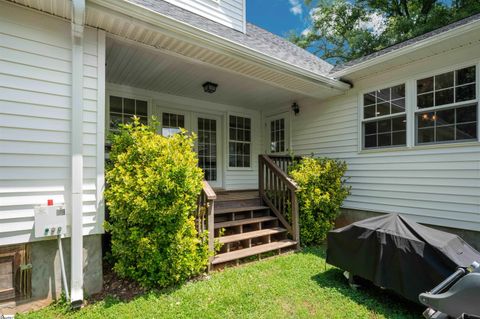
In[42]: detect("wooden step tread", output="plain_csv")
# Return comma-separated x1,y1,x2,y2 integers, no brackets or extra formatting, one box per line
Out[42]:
212,239,297,265
217,227,286,244
215,205,270,215
215,190,259,201
214,216,277,229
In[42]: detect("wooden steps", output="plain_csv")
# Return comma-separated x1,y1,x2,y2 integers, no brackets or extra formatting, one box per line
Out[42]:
218,227,286,244
215,205,269,215
211,190,297,267
214,216,277,229
212,239,297,265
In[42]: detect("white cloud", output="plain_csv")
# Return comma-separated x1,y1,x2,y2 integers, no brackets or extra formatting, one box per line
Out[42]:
301,27,312,36
289,0,303,16
355,12,387,36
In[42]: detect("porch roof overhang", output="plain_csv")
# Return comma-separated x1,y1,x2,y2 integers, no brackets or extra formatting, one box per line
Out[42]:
331,15,480,82
89,0,350,93
6,0,350,100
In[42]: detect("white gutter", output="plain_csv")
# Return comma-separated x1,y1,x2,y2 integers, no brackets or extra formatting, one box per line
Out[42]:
87,0,351,91
70,0,85,307
331,18,480,78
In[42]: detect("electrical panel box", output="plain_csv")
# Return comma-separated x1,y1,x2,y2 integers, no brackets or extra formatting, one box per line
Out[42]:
34,204,68,238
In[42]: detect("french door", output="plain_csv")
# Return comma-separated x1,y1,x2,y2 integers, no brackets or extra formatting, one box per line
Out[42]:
265,113,290,155
193,114,222,188
155,108,223,188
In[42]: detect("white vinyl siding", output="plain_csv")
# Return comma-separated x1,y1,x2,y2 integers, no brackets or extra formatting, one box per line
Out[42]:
162,0,246,32
0,3,105,245
291,47,480,232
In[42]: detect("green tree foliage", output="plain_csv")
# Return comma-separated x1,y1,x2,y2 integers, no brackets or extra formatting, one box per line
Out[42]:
104,118,210,288
290,0,480,64
289,157,350,246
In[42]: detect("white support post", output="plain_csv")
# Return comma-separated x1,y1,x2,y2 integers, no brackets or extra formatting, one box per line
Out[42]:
70,0,85,307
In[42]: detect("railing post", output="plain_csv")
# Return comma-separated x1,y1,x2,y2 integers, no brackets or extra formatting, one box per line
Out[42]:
207,199,215,270
259,155,264,198
291,189,300,250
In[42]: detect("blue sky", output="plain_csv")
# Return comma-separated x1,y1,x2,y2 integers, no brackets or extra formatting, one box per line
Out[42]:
246,0,309,38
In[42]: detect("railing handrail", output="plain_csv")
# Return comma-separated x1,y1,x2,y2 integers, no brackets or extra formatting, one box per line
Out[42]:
266,154,301,159
259,154,300,249
202,180,217,200
259,155,298,191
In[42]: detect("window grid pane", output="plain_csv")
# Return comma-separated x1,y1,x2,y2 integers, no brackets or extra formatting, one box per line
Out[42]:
161,112,185,137
229,116,251,167
363,84,406,149
198,118,217,181
270,118,285,153
109,96,148,131
417,104,477,144
417,66,477,109
416,66,477,145
363,84,406,120
364,116,406,149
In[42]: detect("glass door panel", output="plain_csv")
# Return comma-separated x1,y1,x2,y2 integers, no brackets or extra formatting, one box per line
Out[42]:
196,115,222,188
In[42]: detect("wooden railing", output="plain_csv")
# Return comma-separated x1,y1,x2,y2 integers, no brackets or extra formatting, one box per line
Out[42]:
268,154,301,173
197,180,216,266
259,154,300,249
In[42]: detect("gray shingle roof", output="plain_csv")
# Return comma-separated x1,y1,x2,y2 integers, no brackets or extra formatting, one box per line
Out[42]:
127,0,334,75
332,13,480,73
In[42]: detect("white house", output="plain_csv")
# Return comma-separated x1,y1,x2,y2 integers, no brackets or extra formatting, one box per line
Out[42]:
0,0,479,310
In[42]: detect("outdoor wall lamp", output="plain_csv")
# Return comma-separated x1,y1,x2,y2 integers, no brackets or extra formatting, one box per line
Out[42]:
292,102,300,115
203,81,218,93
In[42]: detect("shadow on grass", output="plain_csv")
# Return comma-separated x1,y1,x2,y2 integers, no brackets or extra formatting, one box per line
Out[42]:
92,284,184,310
299,247,423,318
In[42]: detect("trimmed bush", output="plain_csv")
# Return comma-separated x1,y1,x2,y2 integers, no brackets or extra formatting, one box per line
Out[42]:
104,118,209,288
289,157,350,246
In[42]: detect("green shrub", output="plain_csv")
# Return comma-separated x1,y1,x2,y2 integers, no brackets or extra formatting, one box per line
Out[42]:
104,117,209,288
289,157,350,246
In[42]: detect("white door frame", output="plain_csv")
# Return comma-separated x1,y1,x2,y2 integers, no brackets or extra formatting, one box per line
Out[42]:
264,112,290,155
193,113,224,189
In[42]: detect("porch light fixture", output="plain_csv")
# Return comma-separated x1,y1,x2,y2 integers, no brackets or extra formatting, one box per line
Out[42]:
292,102,300,115
203,82,218,94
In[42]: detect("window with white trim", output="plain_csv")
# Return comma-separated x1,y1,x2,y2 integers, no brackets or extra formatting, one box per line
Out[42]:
362,84,406,149
109,96,148,131
161,112,185,137
416,66,477,144
228,115,251,168
270,118,285,153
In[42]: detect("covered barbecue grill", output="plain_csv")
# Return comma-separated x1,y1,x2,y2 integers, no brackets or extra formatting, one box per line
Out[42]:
326,213,480,303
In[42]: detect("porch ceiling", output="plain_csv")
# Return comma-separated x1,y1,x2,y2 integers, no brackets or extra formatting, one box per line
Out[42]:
106,36,308,109
7,0,349,105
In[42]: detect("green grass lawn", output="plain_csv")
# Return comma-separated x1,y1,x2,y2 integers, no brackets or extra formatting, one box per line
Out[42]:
19,247,421,319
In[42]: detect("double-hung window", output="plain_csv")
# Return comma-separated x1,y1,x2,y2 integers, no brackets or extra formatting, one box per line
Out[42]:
228,115,251,168
362,84,407,149
109,96,148,131
416,66,477,144
161,112,185,137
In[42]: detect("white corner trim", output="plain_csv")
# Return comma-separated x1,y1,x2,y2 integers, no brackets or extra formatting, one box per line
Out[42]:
70,0,86,305
332,19,480,78
96,29,106,235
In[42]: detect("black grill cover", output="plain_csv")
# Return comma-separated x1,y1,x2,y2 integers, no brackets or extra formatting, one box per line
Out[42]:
326,213,480,303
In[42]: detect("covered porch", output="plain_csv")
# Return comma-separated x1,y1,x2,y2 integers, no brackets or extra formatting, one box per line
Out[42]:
90,0,350,266
104,33,344,191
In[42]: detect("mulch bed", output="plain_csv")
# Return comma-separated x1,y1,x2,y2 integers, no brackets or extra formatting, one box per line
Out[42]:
87,264,146,304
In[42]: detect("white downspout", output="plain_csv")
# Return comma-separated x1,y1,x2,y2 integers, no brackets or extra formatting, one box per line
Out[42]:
71,0,85,307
